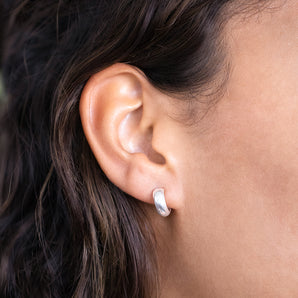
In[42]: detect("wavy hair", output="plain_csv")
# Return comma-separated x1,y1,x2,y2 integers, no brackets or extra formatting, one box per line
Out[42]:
0,0,264,297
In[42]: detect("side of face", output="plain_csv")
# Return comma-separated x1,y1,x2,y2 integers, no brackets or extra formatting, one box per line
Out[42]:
167,0,298,296
79,0,298,296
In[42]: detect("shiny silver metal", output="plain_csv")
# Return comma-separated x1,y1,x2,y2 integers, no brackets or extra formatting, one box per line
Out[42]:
153,188,171,217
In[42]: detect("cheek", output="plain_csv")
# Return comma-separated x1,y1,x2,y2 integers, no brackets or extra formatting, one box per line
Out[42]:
174,4,298,293
177,75,298,294
179,36,298,235
186,79,298,232
206,95,298,200
189,7,298,212
180,83,298,292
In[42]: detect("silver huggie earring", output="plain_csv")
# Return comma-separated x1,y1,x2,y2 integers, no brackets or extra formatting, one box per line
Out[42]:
153,188,171,217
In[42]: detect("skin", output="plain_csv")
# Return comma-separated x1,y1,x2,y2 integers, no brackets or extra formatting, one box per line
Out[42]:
80,0,298,296
156,1,298,297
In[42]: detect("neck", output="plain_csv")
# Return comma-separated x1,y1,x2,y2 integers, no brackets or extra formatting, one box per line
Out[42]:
153,209,298,298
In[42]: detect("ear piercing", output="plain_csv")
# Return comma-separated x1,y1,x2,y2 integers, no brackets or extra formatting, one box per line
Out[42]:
153,188,171,217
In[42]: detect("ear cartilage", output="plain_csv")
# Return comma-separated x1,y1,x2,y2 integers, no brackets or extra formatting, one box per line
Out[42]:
153,188,171,217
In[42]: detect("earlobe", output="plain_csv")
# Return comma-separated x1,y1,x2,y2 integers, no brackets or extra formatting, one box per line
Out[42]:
79,63,183,211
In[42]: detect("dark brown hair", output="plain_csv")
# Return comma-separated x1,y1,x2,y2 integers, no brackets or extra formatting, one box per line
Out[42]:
0,0,253,297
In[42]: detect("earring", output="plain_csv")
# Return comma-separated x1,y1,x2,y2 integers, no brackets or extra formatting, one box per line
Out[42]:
153,188,171,217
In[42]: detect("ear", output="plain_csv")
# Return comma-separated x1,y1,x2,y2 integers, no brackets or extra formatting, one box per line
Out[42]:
79,63,183,210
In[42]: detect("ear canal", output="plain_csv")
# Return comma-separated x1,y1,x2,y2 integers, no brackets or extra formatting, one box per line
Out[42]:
118,106,166,164
145,126,166,164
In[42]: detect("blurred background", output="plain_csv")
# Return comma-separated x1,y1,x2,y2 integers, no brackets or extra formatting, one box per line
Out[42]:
0,2,5,104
